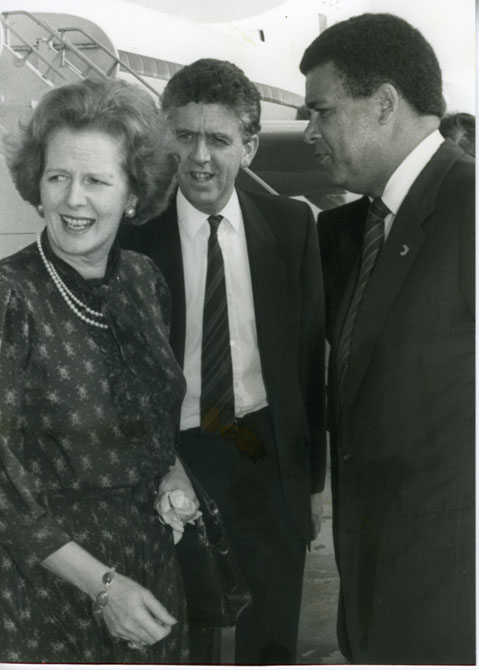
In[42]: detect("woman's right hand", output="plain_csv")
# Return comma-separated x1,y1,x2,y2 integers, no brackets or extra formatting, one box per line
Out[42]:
101,571,177,647
41,541,177,648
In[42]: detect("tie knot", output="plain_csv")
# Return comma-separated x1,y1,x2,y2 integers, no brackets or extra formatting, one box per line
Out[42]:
208,214,223,234
369,197,390,220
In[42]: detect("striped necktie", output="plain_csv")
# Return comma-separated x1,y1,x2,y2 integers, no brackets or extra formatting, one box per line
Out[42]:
200,215,235,433
336,197,390,406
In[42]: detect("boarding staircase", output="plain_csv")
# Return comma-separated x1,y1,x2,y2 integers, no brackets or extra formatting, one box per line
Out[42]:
0,10,158,130
0,10,158,91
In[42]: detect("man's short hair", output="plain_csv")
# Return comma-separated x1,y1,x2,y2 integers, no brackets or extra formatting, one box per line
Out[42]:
161,58,261,139
300,13,444,118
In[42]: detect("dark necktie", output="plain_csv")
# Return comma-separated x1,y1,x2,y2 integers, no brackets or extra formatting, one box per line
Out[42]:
336,197,390,406
200,215,235,432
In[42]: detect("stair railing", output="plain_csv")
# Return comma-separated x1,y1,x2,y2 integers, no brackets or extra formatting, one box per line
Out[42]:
1,11,159,97
56,25,159,95
0,14,66,87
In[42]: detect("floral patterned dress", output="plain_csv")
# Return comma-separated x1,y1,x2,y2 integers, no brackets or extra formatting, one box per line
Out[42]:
0,230,188,663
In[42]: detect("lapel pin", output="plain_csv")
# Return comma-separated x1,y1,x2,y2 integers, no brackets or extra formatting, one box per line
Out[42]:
399,244,410,256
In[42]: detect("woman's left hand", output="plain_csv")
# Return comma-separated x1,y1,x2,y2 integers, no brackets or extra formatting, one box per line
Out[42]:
155,458,201,540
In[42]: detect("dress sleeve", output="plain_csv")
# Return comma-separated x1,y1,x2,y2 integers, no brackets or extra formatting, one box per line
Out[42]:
0,275,71,570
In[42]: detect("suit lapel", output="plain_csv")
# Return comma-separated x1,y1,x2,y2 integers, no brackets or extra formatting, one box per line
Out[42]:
150,198,187,366
341,141,463,416
342,201,426,415
238,190,287,404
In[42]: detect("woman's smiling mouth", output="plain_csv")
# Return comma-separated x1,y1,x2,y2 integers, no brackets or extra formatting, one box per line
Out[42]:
60,215,95,232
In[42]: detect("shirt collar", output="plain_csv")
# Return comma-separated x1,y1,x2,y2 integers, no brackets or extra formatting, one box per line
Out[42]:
381,130,444,215
177,188,242,240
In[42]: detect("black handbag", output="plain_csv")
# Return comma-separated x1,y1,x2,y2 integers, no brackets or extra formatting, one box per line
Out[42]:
175,471,252,627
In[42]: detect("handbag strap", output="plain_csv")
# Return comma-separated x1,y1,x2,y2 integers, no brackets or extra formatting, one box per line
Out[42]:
179,457,221,518
179,458,228,549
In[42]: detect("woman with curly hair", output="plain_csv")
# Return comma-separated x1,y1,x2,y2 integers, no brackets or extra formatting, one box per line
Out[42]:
0,77,198,663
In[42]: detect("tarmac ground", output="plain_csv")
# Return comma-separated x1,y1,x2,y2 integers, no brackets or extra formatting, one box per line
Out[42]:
296,474,347,666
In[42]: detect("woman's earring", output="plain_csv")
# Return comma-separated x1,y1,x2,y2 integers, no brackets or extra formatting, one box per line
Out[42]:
124,205,136,219
37,204,44,218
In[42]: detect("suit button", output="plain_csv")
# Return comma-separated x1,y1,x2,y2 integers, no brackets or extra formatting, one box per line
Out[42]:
341,451,352,463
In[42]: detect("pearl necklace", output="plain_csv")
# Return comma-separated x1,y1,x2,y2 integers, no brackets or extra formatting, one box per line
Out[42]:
36,232,108,330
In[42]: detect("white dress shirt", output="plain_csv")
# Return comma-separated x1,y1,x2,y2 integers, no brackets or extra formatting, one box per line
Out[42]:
381,130,444,238
177,189,268,431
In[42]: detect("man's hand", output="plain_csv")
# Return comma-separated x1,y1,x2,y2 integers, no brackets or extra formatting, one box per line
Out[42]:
310,492,323,539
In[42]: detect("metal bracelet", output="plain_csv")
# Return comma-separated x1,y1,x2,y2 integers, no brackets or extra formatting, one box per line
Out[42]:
92,567,116,619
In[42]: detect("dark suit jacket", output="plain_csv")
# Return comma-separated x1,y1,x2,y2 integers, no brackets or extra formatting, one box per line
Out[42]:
120,188,326,542
318,140,475,664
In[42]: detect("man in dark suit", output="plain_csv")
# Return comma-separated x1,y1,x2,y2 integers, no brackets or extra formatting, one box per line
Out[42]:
300,13,475,665
120,58,326,665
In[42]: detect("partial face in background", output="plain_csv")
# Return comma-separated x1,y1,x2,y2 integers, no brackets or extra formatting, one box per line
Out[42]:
304,62,382,195
168,102,258,214
40,128,135,277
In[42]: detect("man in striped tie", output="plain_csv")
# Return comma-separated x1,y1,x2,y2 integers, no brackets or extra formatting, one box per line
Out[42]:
120,58,326,665
301,13,475,666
